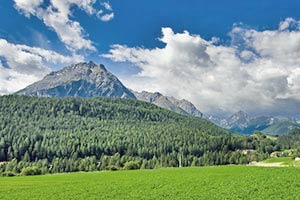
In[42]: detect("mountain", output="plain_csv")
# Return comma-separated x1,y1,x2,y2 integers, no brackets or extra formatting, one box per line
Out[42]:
1,95,290,175
0,95,255,174
248,117,300,135
15,61,297,135
17,61,203,118
17,61,136,99
207,111,300,135
133,91,203,118
206,115,229,128
227,111,250,132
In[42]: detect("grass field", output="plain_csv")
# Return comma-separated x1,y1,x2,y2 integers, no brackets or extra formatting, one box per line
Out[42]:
1,166,300,200
262,157,293,164
262,157,300,167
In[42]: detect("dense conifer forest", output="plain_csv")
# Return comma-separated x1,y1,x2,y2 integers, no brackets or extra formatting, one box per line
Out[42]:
0,95,298,175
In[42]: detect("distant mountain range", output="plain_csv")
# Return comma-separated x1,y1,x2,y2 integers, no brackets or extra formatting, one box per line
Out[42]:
17,61,203,118
16,61,299,135
206,111,300,135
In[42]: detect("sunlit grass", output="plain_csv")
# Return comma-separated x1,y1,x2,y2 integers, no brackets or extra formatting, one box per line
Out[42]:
1,166,300,200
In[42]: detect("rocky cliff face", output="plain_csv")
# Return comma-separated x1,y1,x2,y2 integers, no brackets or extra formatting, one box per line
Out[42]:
134,91,203,118
227,111,250,130
17,61,136,99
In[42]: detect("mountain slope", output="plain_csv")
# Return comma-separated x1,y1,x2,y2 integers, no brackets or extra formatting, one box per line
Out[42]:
134,91,203,118
208,111,300,135
227,111,250,132
17,61,136,99
0,95,266,174
261,118,300,135
0,95,283,175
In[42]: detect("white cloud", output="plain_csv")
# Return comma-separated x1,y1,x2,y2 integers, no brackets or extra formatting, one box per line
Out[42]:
100,13,114,22
102,2,112,11
14,0,115,51
103,18,300,117
96,9,104,18
279,18,300,31
0,39,83,95
14,0,43,17
97,2,114,22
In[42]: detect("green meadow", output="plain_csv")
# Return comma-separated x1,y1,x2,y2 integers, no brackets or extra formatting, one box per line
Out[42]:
262,157,300,167
1,166,300,200
262,157,294,164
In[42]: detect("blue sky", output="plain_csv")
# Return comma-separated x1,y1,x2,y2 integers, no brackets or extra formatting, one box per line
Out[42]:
2,0,300,56
1,0,300,116
1,0,299,76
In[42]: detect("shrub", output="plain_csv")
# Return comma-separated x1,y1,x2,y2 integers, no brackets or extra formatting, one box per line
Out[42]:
124,161,140,170
1,171,16,177
105,165,119,171
21,166,42,176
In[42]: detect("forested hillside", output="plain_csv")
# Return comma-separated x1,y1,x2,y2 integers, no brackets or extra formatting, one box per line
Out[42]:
0,95,283,175
278,129,300,149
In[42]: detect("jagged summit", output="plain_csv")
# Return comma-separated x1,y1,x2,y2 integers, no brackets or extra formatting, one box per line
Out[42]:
133,90,203,118
228,110,250,128
66,61,107,72
17,61,136,99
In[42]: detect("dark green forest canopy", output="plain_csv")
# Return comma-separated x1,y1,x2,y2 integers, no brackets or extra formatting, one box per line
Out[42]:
278,129,300,149
0,95,292,175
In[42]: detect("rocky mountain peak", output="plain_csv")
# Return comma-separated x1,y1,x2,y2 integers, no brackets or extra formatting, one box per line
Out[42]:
17,62,136,99
135,91,163,103
228,110,249,128
69,61,106,71
134,91,203,118
231,110,248,120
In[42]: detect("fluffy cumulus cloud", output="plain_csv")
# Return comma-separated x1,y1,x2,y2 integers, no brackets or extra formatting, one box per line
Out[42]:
14,0,114,51
0,39,83,95
103,18,300,117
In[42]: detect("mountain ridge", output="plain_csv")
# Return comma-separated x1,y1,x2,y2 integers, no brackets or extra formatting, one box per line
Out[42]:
133,90,203,118
16,61,298,135
207,111,300,135
17,61,203,119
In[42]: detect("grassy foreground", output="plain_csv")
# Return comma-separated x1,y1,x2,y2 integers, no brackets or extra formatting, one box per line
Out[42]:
1,166,300,200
